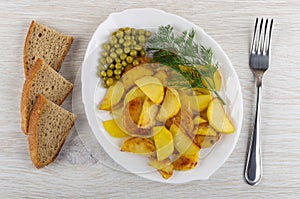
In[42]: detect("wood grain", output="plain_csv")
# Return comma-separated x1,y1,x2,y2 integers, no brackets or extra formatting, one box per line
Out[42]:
1,0,300,198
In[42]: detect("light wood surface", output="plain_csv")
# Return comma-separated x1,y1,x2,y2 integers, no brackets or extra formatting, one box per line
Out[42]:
1,0,300,198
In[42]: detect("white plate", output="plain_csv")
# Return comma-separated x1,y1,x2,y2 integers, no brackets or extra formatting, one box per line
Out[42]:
81,8,243,183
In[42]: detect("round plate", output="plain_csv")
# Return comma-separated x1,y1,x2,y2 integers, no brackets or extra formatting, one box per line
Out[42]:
81,8,243,183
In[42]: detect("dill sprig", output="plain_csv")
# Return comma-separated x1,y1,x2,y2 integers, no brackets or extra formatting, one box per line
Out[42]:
146,25,225,104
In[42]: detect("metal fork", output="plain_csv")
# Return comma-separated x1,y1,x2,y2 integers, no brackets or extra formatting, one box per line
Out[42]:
244,18,273,186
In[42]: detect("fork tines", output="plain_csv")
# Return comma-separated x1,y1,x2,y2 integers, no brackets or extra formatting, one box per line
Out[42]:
250,18,273,55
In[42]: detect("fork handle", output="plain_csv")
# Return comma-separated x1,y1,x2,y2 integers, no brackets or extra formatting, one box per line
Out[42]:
244,85,262,185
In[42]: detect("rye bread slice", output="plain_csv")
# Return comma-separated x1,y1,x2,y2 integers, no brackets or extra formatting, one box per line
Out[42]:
28,95,76,168
23,20,73,77
20,59,73,134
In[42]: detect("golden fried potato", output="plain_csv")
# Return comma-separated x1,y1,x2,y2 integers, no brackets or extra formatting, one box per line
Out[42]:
121,137,155,155
122,66,153,90
156,87,181,122
124,86,146,105
135,76,164,104
99,81,124,111
103,119,128,138
137,97,159,129
153,126,174,161
207,98,235,134
148,156,173,179
193,123,218,137
173,153,198,171
123,97,151,136
169,124,200,155
193,133,221,148
193,116,207,125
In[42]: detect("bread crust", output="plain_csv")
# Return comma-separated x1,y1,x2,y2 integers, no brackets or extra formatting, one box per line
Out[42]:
20,58,43,134
28,95,76,168
20,58,74,134
23,20,74,77
23,20,35,77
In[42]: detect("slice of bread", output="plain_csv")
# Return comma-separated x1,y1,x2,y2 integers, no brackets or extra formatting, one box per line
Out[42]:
23,20,73,77
21,59,73,134
28,95,76,168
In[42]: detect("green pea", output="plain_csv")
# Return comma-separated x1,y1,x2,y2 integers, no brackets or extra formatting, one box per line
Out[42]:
116,31,124,38
131,40,137,46
124,35,131,41
120,53,127,60
103,43,111,51
135,45,143,51
110,47,115,53
131,28,137,35
126,56,133,63
97,71,102,77
115,63,122,69
133,59,140,66
145,31,152,37
110,36,118,44
118,28,124,32
130,50,138,57
123,40,131,47
138,29,145,35
138,35,145,43
100,57,106,65
121,67,125,71
124,27,131,35
106,69,113,77
109,64,115,69
110,52,117,59
102,76,108,81
100,70,107,77
118,38,124,44
101,51,108,57
106,78,114,86
114,69,122,75
121,60,127,67
124,47,131,54
115,75,121,80
98,65,105,71
116,48,123,55
106,57,113,65
114,44,121,48
115,58,121,63
103,83,109,88
140,49,146,56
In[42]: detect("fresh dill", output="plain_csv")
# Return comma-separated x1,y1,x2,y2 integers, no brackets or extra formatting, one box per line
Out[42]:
146,25,225,104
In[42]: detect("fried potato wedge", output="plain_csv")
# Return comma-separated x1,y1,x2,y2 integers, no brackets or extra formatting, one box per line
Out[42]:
138,97,159,128
103,119,128,138
193,133,221,148
153,126,174,161
99,81,124,111
173,153,198,171
148,156,173,179
193,123,218,137
193,116,207,125
122,66,153,90
156,87,181,122
207,98,235,134
169,124,200,155
189,94,211,112
121,137,155,155
124,86,146,105
135,76,164,105
123,97,151,136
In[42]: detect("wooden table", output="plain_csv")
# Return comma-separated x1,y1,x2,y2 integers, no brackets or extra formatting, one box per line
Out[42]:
1,0,299,198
